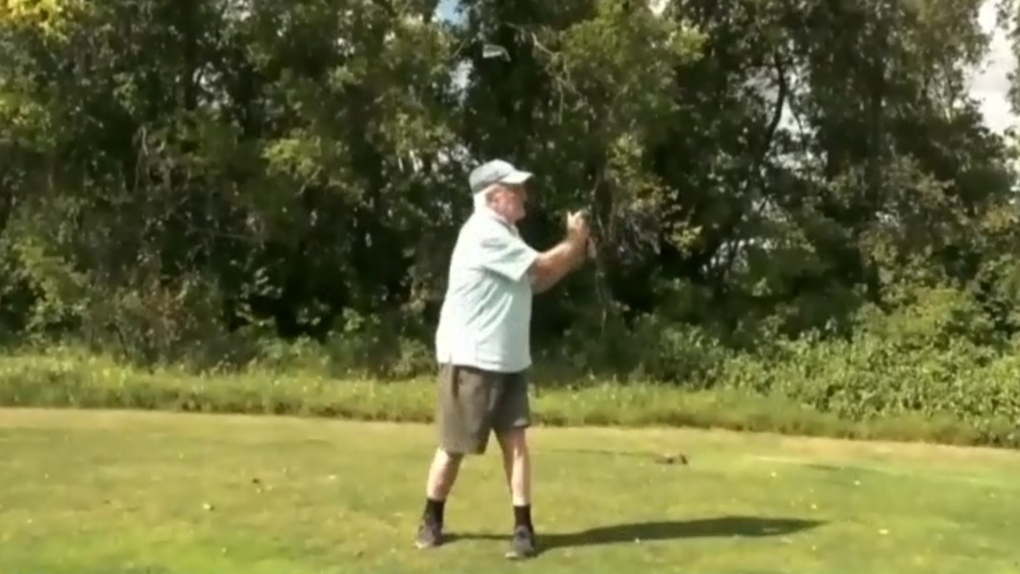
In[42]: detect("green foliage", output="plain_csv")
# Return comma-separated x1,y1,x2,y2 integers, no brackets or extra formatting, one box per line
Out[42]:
4,318,1020,447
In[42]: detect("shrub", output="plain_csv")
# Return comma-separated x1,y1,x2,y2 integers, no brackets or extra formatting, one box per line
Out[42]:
1,343,1019,448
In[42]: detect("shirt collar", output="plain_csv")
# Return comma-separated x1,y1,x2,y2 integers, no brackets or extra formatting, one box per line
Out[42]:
473,204,519,235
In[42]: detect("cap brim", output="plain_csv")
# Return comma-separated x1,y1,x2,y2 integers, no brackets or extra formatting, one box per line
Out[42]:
500,170,533,185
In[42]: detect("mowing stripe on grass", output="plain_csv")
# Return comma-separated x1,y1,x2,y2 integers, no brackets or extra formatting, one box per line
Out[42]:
749,455,1020,490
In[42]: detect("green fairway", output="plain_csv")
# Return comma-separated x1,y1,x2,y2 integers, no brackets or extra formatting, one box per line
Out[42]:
0,408,1018,574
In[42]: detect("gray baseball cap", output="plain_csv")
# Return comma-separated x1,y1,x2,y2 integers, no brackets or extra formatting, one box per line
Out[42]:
468,159,533,194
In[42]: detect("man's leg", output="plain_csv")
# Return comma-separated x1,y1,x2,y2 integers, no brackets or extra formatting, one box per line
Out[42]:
416,364,496,549
417,447,462,547
497,428,532,518
493,370,536,559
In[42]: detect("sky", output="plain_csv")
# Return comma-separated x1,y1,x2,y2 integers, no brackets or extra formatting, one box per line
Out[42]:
971,1,1016,134
437,0,457,20
434,0,1016,134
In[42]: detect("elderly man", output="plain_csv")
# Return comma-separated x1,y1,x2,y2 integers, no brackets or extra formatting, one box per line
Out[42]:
414,159,591,559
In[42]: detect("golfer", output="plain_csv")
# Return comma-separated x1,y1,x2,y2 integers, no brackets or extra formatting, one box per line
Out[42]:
415,159,591,559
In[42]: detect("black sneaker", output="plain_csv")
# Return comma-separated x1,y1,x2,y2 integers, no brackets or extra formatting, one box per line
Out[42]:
504,525,537,559
415,516,443,549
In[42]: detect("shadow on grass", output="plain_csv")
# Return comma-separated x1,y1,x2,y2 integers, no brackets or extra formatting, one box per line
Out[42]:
449,515,824,552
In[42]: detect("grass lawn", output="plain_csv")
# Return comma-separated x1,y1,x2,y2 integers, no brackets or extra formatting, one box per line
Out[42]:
1,408,1018,574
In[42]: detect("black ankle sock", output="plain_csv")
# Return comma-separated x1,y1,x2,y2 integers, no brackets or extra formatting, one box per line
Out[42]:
513,504,532,530
424,497,445,523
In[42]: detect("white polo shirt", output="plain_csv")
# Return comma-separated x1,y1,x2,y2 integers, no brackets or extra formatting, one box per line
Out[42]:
434,210,539,373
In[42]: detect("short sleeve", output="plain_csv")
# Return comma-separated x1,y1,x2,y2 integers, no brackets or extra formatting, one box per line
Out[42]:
471,220,540,282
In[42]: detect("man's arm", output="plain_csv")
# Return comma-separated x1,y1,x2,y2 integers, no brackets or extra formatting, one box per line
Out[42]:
472,218,588,289
528,235,587,294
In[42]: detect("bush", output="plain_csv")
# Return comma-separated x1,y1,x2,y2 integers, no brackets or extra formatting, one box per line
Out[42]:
1,342,1019,448
718,336,1020,445
2,275,1019,449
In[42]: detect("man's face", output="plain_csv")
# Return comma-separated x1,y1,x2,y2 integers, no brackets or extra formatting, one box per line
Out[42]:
490,182,528,223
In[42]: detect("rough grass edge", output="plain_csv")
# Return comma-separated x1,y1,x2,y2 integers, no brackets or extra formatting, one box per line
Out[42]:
0,348,1011,449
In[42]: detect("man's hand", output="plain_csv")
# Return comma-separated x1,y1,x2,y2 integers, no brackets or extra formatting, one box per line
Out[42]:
566,209,594,265
529,208,593,293
566,210,590,244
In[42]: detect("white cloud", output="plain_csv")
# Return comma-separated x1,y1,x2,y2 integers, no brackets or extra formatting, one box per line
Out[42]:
968,1,1016,133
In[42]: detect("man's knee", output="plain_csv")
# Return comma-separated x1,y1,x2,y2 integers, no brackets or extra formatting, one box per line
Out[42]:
437,447,466,463
439,431,491,456
496,427,529,455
